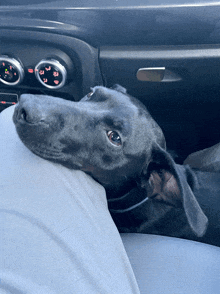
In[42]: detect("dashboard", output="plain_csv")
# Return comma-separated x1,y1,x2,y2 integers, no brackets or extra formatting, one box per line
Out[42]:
0,30,102,112
1,0,220,160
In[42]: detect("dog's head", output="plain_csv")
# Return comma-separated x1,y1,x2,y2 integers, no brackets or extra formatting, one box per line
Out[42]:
13,85,165,188
13,84,208,238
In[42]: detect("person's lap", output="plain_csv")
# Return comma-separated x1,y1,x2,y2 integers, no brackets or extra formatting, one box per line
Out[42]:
0,105,140,294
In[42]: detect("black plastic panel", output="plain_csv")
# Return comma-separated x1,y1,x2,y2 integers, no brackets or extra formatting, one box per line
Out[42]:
0,93,17,112
100,44,220,97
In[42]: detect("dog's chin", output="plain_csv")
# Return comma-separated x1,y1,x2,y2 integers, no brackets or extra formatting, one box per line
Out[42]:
83,168,133,193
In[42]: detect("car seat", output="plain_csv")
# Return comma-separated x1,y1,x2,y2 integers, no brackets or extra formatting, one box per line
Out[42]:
121,233,220,293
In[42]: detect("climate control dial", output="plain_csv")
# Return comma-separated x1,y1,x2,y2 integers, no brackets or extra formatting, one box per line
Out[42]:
0,56,24,86
35,59,67,89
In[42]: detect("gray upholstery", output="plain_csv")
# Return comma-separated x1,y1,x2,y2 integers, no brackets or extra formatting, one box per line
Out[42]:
121,233,220,294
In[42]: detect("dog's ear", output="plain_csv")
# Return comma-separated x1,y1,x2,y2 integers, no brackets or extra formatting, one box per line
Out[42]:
141,145,208,237
111,84,127,94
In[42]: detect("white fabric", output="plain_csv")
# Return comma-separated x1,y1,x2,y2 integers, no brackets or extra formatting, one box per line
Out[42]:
0,105,140,294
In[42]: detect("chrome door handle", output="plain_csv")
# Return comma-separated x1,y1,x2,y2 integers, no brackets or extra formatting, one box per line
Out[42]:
136,67,182,82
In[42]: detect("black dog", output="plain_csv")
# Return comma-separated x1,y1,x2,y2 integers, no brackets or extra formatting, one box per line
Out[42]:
13,85,220,247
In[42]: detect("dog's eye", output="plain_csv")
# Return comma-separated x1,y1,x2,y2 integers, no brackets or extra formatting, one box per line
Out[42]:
107,131,122,146
87,91,94,98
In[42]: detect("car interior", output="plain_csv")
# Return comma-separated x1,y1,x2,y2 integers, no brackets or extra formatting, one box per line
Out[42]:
1,1,220,293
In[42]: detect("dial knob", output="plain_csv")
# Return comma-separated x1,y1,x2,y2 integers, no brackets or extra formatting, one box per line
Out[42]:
35,59,67,89
0,56,24,86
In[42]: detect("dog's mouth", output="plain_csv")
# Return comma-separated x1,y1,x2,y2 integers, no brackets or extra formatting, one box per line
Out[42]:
29,143,64,160
24,140,84,170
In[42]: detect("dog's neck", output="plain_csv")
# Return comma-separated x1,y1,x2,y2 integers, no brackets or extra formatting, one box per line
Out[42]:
105,178,138,200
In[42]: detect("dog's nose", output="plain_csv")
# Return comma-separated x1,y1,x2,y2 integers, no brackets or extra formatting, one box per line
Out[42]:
15,94,45,124
14,94,66,131
17,106,37,124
